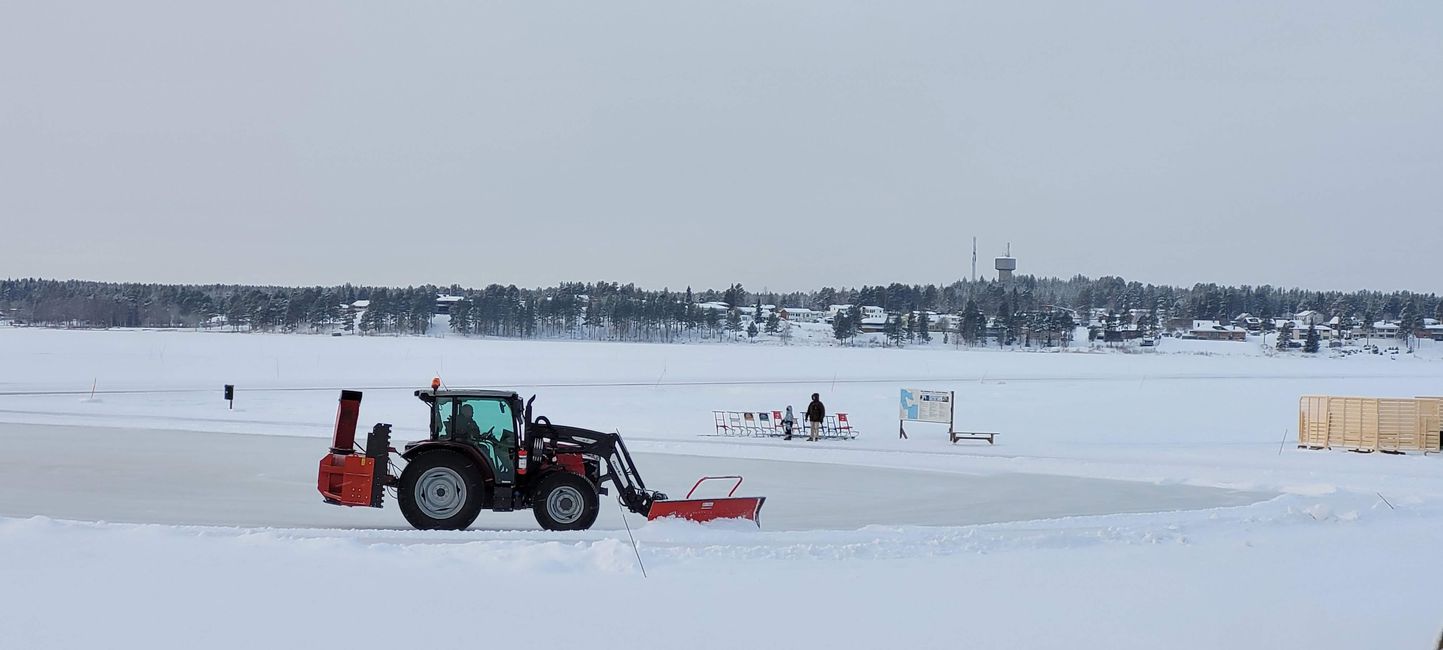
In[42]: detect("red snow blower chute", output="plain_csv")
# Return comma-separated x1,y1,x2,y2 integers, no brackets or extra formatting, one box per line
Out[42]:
318,386,765,531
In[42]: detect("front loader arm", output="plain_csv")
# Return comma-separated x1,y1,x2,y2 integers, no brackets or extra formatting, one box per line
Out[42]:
537,423,667,515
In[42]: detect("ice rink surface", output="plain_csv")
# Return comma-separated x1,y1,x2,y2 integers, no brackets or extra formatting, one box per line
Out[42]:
0,423,1268,531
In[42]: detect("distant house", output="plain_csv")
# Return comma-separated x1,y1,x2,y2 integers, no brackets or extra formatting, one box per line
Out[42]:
1165,317,1195,332
1185,320,1247,341
889,311,956,333
1295,310,1326,326
779,307,821,323
1274,319,1333,340
986,317,1007,340
898,311,939,328
1103,327,1144,343
822,305,884,323
1425,322,1443,341
435,294,464,315
1233,313,1263,331
1408,318,1443,341
931,313,961,332
1190,328,1247,342
698,301,731,313
1040,305,1080,321
859,316,888,333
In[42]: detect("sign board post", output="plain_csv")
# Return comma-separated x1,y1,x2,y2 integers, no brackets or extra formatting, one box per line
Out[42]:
899,388,954,439
224,384,234,410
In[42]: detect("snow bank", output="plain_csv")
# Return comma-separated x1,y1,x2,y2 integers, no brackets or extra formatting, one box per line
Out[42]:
4,493,1441,650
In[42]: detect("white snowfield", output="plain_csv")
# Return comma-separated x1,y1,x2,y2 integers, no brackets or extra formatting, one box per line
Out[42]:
2,328,1441,650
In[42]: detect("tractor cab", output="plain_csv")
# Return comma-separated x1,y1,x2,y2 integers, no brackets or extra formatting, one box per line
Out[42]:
413,389,524,484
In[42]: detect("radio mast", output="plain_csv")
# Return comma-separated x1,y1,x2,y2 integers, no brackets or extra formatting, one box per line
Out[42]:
971,237,977,282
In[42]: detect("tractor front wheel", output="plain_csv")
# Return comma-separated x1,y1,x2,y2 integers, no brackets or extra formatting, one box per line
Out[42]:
532,471,600,531
398,451,484,530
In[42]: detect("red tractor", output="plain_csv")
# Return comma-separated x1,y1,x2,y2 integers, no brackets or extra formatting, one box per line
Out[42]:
318,384,764,531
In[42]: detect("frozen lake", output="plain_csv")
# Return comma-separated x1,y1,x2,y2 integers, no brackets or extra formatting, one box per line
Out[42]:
3,329,1441,650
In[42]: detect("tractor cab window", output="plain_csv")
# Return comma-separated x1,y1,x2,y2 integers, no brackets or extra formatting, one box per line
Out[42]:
432,397,461,440
463,398,515,444
461,398,517,485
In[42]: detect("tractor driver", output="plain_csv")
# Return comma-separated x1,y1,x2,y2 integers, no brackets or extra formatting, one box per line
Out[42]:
448,403,483,442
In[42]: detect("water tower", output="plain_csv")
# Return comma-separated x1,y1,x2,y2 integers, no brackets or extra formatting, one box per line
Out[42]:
995,243,1017,282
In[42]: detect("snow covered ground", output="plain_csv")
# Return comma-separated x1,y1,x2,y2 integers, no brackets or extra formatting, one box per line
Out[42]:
2,328,1441,649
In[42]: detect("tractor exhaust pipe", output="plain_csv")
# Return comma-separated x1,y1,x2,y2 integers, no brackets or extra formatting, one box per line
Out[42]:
330,390,363,453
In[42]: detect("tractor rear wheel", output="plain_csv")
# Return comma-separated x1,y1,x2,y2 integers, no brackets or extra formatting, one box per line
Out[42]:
398,451,484,530
532,471,599,531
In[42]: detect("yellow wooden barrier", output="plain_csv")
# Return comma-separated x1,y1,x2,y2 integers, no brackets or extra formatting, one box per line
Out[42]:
1419,398,1442,452
1298,396,1442,453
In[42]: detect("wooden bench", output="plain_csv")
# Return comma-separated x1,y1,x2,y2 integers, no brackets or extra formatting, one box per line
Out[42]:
949,431,998,445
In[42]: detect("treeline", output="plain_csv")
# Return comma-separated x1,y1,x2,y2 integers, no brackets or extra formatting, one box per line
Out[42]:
452,284,728,342
0,279,447,335
2,276,1440,343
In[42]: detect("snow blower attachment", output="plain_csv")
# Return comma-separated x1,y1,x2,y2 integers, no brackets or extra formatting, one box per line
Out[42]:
317,390,392,508
316,387,765,531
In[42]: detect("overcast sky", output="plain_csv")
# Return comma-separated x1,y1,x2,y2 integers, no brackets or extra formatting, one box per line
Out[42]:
2,2,1440,293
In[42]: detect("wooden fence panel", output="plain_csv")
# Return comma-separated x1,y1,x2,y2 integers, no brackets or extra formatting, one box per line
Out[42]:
1298,396,1330,448
1419,398,1442,452
1298,395,1442,453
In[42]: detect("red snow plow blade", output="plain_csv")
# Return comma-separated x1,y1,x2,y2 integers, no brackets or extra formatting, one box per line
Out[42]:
645,476,765,525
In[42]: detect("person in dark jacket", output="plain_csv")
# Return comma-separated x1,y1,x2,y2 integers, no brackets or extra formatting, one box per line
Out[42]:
805,393,825,441
447,403,482,442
